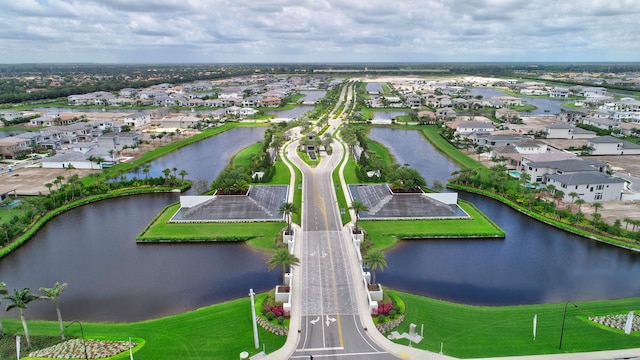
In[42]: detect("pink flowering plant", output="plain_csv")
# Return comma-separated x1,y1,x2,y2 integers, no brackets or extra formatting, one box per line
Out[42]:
28,339,137,359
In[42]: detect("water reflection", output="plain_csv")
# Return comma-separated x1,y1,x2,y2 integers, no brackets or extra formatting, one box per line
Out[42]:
469,88,567,116
370,127,640,305
0,127,277,322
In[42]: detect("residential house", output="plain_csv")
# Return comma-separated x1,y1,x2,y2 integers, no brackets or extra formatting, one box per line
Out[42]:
515,140,547,154
545,172,624,202
580,117,618,131
581,87,607,97
557,109,589,123
417,110,436,124
436,108,457,120
243,96,263,108
548,88,571,98
522,159,606,184
455,121,495,135
97,132,141,152
0,137,32,159
160,115,201,129
50,123,94,144
0,110,24,121
262,96,282,107
545,124,596,139
588,136,640,155
406,96,422,108
472,133,531,148
119,112,151,128
495,108,520,123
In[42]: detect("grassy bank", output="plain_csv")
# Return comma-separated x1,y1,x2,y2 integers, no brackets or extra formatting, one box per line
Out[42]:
360,200,505,251
391,290,640,358
136,203,284,247
3,295,285,360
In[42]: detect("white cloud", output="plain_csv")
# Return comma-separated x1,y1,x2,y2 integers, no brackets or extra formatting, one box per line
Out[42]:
0,0,637,63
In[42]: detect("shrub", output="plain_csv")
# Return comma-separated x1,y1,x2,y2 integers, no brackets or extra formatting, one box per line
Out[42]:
277,316,285,325
377,302,393,315
388,310,397,319
377,314,386,323
266,312,275,321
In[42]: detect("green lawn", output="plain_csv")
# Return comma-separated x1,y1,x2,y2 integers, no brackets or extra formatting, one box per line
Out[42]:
3,294,285,360
137,203,284,246
416,125,483,169
359,201,505,251
231,142,262,169
332,141,352,225
364,137,395,167
391,290,640,358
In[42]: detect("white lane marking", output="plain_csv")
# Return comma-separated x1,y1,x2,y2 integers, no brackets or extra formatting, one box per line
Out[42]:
310,316,320,325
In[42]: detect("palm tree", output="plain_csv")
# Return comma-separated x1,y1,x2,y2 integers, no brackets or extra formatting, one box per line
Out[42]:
568,192,579,212
267,248,300,286
278,202,297,235
179,170,188,183
363,248,387,286
162,168,171,185
350,199,369,233
592,202,603,226
5,287,39,349
39,282,68,340
143,164,151,181
575,198,586,214
0,282,6,337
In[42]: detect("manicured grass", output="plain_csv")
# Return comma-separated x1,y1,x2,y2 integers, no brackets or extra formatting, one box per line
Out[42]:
332,141,352,225
416,125,483,169
364,137,395,167
342,154,359,185
231,142,262,169
137,203,285,244
3,295,286,360
359,201,505,251
390,290,640,358
296,149,320,167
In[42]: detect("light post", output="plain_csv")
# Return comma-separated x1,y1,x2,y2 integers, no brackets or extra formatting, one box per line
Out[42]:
66,320,89,360
249,289,260,349
559,301,577,350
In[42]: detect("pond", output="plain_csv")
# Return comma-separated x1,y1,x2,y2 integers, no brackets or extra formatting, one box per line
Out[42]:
0,130,25,139
265,105,314,119
469,88,567,116
372,111,408,120
299,91,326,103
369,127,640,305
0,127,278,322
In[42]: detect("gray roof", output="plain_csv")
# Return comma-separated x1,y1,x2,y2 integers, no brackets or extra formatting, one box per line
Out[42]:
41,151,86,162
546,172,624,186
527,159,605,172
590,135,621,143
546,123,574,129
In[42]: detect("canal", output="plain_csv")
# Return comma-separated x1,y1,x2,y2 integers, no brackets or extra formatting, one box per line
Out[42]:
369,127,640,306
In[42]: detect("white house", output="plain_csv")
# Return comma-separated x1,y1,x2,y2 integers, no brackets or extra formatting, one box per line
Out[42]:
119,112,151,128
455,121,495,135
545,124,596,139
549,88,571,98
545,172,624,202
588,136,640,155
523,159,606,184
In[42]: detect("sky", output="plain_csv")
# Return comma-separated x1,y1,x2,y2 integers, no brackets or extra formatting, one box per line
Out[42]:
0,0,639,64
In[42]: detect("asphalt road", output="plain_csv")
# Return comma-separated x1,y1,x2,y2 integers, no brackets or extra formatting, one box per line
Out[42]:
290,84,399,359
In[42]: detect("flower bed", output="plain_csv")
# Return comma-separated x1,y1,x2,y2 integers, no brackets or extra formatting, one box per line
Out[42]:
28,339,136,359
589,313,640,332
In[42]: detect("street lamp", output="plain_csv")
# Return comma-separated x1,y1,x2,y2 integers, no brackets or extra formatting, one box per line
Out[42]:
65,320,89,360
249,289,260,349
558,301,577,350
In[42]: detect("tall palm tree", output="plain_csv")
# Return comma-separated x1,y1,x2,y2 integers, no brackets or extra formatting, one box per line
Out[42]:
39,282,68,340
179,170,188,183
0,282,6,337
267,248,300,285
143,164,151,181
5,287,39,349
592,202,603,226
575,198,585,214
568,192,579,212
278,202,298,235
363,248,387,286
350,199,369,233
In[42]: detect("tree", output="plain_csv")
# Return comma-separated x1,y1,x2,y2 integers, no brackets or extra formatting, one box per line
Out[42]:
143,164,151,181
592,202,603,226
5,287,39,349
179,170,188,183
350,199,369,233
575,198,585,215
162,168,171,185
0,282,6,337
568,192,579,212
278,202,298,235
267,248,300,285
39,282,68,340
363,248,387,286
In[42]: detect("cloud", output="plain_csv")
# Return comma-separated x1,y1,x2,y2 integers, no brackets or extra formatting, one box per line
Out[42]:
0,0,638,63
